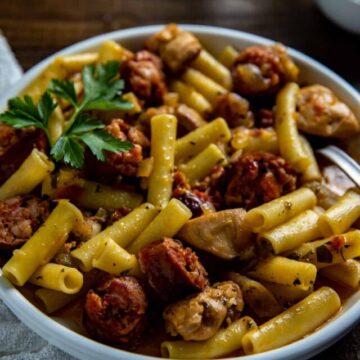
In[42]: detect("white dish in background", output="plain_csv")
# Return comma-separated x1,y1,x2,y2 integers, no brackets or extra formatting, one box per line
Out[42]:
316,0,360,35
0,24,360,360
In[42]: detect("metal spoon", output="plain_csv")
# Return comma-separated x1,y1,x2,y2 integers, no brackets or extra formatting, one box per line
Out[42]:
317,145,360,188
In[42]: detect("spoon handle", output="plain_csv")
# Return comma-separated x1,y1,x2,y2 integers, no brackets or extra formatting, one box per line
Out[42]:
317,145,360,188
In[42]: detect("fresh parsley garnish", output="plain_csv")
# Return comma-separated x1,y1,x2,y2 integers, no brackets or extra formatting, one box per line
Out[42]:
0,92,56,138
0,61,134,168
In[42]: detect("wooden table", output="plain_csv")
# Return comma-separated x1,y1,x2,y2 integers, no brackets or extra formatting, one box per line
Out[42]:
0,0,360,359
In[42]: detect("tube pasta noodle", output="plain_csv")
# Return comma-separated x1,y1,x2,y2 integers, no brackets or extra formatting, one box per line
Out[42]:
179,144,226,185
320,260,360,288
54,53,98,72
231,127,278,154
76,180,143,210
171,80,212,114
97,40,132,63
92,238,137,275
245,188,317,233
35,270,98,313
181,68,227,104
191,49,232,89
247,256,317,290
299,136,322,182
241,287,341,354
260,210,321,254
315,230,360,268
0,149,55,201
29,263,83,294
175,117,231,163
127,199,192,254
2,200,83,286
228,272,282,318
48,105,65,145
161,316,257,359
147,114,177,208
318,190,360,237
71,203,158,272
275,82,310,172
261,281,314,306
22,61,67,102
218,45,239,68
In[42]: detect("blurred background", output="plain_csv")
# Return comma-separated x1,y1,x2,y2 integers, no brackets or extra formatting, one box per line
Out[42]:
0,0,359,359
0,0,359,90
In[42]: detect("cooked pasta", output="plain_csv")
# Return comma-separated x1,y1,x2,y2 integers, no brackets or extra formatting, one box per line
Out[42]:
2,200,82,286
242,287,340,354
0,149,54,201
29,263,83,294
71,203,158,271
147,114,177,208
275,82,310,172
245,188,317,233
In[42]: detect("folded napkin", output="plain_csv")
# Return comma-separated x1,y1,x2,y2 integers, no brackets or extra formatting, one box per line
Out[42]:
0,33,76,360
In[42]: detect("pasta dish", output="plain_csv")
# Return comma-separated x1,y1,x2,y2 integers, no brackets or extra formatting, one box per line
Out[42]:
0,24,359,359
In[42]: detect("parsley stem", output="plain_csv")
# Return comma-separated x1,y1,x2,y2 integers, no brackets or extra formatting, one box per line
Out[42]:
63,104,84,134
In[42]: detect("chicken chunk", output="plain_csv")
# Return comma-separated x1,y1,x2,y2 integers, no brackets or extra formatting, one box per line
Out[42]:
0,195,50,251
225,151,297,209
211,92,254,128
163,281,244,341
178,209,253,259
122,50,167,104
232,44,299,96
83,276,148,347
138,237,208,302
296,85,359,138
146,24,202,73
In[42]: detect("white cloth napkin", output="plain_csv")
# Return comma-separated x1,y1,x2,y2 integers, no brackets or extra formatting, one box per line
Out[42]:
0,33,76,360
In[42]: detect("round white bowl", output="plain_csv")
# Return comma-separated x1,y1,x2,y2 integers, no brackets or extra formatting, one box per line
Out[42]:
0,25,360,360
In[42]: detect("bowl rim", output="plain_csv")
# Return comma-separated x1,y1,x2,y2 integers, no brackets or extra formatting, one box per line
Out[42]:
0,24,360,360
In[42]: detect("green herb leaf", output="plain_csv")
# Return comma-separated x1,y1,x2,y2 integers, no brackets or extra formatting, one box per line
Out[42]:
68,113,105,134
79,130,134,161
0,92,56,132
48,79,77,107
51,136,85,168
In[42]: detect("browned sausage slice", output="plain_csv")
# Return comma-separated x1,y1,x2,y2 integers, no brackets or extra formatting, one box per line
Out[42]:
83,276,148,347
138,237,208,302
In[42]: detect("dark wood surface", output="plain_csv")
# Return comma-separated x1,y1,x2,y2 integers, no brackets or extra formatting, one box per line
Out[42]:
0,0,360,359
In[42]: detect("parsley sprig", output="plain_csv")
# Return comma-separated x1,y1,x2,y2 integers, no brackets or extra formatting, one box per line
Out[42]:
0,61,134,168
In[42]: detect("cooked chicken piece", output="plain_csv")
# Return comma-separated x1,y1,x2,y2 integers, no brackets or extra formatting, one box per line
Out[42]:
122,50,167,105
232,44,299,96
146,24,202,73
212,92,254,128
176,104,207,131
178,208,253,259
296,85,359,138
163,281,244,341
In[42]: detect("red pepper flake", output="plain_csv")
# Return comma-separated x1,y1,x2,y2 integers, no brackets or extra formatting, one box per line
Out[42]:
330,235,346,251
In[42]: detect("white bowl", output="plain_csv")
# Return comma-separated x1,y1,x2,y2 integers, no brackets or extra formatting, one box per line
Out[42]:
0,25,360,360
316,0,360,35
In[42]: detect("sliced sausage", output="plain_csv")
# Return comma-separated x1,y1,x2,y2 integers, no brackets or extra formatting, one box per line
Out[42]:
83,276,148,348
138,237,208,302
